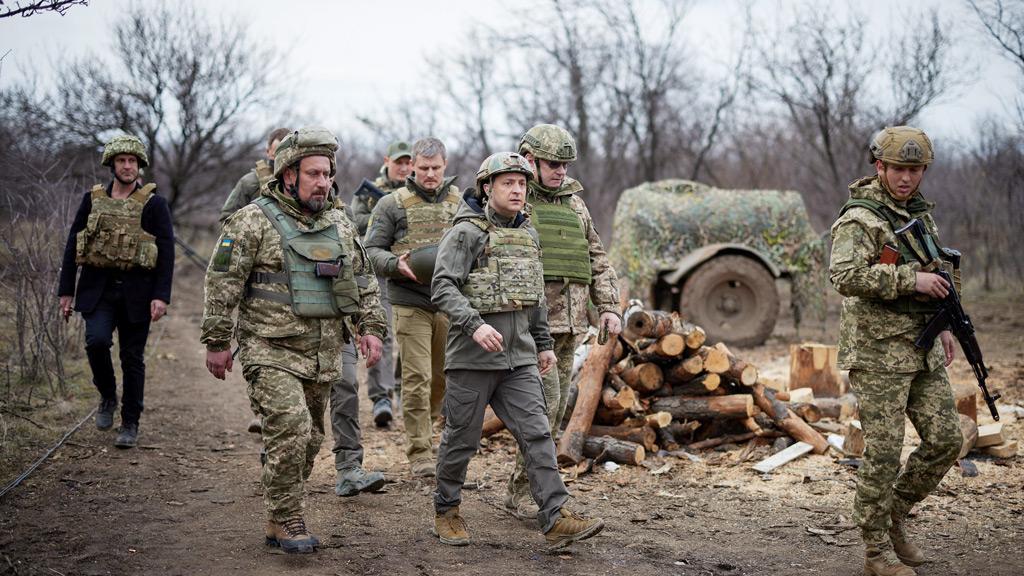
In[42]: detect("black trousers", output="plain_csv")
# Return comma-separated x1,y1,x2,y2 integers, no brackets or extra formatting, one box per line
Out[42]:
83,281,151,426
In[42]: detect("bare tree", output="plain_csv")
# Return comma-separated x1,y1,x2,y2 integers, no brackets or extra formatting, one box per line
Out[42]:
969,0,1024,73
0,0,86,19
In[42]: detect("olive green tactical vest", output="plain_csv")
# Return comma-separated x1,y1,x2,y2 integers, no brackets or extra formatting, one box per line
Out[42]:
248,197,360,318
839,197,947,315
389,187,460,256
529,200,592,284
75,184,158,270
462,220,545,314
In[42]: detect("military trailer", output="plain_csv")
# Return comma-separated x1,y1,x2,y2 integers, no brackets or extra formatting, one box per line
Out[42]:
609,180,826,347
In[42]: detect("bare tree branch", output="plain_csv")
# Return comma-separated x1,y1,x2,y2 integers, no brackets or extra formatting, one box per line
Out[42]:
0,0,87,19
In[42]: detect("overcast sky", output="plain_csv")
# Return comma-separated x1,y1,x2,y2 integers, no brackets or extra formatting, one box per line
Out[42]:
2,0,1020,145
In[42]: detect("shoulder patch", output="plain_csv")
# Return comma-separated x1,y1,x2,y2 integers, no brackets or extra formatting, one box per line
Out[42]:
212,238,234,271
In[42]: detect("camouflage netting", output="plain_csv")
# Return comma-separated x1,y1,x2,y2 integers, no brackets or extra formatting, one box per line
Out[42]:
609,179,827,331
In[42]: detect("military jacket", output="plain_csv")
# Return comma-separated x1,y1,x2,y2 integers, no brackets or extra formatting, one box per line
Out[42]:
829,176,945,373
525,178,621,335
364,176,459,310
201,185,387,384
218,160,273,225
432,194,554,371
352,170,403,236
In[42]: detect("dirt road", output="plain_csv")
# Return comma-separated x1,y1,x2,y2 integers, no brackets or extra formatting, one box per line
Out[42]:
2,270,1022,575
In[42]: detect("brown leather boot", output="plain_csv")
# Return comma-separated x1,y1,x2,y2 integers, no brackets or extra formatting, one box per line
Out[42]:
889,517,925,566
433,507,470,546
265,517,318,554
864,547,916,576
544,508,604,551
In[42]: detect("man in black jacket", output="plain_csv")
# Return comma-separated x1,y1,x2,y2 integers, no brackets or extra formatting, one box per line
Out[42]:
58,135,175,448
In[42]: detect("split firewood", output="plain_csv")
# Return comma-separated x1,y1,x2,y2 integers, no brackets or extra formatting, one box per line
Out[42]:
958,414,978,459
589,424,657,451
656,426,679,451
557,332,618,466
673,320,707,350
651,394,756,421
621,411,672,429
786,388,815,403
712,342,759,386
620,361,663,393
789,343,844,397
665,355,705,385
976,422,1004,448
583,435,645,465
601,384,637,411
812,394,859,421
696,345,730,374
594,404,629,426
752,441,815,473
982,440,1018,458
788,402,823,423
749,383,829,454
843,420,865,456
633,333,687,362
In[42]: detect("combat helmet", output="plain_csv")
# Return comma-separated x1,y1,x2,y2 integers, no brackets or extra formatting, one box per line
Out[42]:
273,126,339,179
868,126,933,167
518,124,577,163
101,135,149,168
475,151,535,194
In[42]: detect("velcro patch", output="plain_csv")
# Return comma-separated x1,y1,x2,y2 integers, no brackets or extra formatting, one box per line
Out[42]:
212,238,234,271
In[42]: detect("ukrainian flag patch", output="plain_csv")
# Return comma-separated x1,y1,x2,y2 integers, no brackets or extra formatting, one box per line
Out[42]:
212,238,234,271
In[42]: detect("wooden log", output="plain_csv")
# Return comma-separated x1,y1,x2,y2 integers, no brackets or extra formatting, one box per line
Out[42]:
685,430,783,451
594,404,629,426
982,440,1018,458
712,342,759,386
953,380,979,423
750,383,829,454
557,334,618,466
589,424,657,451
644,411,673,429
667,420,701,443
656,426,679,451
675,321,707,350
843,420,865,457
811,393,859,421
651,394,756,421
481,407,505,438
696,346,730,374
672,373,723,396
583,436,645,465
787,388,815,404
743,417,764,436
958,414,978,459
976,422,1004,448
665,355,705,384
634,333,687,363
624,308,676,340
601,384,636,411
620,362,663,393
789,402,823,423
789,343,844,398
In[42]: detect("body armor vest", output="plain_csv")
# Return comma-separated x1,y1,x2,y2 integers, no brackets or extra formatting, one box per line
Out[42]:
248,197,360,318
389,187,460,256
529,200,592,284
839,197,953,316
461,220,545,314
76,184,158,270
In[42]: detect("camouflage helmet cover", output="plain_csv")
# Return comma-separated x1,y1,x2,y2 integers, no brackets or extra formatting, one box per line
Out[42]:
868,126,934,166
518,123,578,162
273,126,339,178
475,151,535,191
101,135,149,168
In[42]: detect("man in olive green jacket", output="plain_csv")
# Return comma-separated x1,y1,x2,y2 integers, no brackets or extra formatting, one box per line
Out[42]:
430,151,604,551
219,127,291,225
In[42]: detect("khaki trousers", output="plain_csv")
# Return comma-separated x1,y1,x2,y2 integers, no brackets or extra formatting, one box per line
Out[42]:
393,304,447,462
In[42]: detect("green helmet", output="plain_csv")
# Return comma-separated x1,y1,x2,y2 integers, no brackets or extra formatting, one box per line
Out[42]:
518,124,577,162
101,135,149,168
407,245,439,284
868,126,933,166
475,151,535,192
273,126,339,178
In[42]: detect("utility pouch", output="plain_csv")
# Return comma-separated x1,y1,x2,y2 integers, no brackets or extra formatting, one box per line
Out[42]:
315,261,341,278
878,244,899,265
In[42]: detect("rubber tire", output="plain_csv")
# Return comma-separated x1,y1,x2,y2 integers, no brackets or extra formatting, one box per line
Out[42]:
679,255,779,347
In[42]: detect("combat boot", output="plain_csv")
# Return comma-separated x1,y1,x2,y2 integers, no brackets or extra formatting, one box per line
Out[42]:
503,489,539,520
864,547,916,576
889,517,925,567
372,398,393,427
410,458,435,478
433,507,470,546
96,397,117,430
247,417,262,434
113,423,138,449
544,508,604,551
265,517,318,554
335,466,386,497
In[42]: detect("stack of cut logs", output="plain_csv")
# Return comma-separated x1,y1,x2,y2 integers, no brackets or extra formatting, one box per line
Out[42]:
547,302,831,467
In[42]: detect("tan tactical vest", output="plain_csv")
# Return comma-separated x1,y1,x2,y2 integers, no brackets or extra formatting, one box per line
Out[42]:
389,187,460,256
246,197,361,318
254,159,274,193
75,184,158,270
461,220,545,314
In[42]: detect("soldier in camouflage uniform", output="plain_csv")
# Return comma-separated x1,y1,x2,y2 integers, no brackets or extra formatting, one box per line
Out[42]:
365,137,459,477
202,127,387,554
502,124,623,518
218,127,292,225
830,126,962,576
353,141,414,428
431,151,604,550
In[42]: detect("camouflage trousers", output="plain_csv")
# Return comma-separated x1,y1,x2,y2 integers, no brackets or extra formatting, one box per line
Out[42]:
393,304,447,463
508,332,582,501
246,365,330,522
850,366,961,546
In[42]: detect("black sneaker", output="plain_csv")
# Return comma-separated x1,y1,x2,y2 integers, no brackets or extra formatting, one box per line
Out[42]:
96,397,117,430
114,423,138,449
372,398,393,428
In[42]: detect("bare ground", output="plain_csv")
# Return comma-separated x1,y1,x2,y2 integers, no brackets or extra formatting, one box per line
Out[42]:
2,269,1022,576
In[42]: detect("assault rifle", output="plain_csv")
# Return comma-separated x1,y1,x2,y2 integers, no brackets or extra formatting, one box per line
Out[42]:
894,218,1000,420
174,237,210,272
353,178,386,201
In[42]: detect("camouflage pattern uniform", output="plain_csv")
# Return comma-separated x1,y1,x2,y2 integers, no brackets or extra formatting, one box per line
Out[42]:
507,125,621,511
829,127,961,568
218,159,274,225
201,172,386,523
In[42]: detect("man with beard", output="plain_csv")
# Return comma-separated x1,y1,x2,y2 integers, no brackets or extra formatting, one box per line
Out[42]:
202,127,387,553
58,134,175,448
